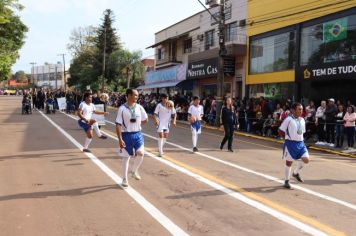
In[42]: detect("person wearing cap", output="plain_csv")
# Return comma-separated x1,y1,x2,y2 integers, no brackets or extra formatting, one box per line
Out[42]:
324,98,338,147
188,96,204,152
153,94,177,157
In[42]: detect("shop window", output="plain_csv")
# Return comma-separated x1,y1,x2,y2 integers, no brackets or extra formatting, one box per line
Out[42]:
205,30,215,50
249,31,296,74
300,14,356,65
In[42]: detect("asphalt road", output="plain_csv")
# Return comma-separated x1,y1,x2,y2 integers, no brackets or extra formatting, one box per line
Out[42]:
1,96,355,236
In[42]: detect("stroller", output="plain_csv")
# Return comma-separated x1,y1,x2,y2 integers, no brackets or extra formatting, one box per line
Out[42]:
46,97,56,114
22,98,32,115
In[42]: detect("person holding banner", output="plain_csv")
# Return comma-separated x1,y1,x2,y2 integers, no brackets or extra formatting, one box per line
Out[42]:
153,94,177,157
115,89,148,188
78,92,109,153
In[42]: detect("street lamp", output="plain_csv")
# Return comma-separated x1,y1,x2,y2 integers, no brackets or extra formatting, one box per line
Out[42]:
58,54,66,91
30,62,36,85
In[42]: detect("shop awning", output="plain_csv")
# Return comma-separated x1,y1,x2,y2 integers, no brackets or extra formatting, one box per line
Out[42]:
137,81,182,90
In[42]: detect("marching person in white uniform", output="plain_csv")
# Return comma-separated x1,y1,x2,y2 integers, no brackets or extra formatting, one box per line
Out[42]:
188,96,204,152
154,94,177,157
116,89,148,187
279,102,310,189
77,92,108,153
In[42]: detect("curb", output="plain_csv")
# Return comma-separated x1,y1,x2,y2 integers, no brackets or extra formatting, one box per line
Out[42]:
176,120,356,159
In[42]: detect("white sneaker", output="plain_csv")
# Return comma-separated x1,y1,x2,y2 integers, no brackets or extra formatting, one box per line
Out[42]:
121,178,129,187
329,143,335,147
131,172,141,180
315,141,321,145
320,142,327,145
157,153,163,157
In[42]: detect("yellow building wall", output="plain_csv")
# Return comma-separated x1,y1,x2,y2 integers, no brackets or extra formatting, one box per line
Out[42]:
246,0,356,85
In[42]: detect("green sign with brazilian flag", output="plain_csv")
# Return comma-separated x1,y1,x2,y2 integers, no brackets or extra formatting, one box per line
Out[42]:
323,17,348,43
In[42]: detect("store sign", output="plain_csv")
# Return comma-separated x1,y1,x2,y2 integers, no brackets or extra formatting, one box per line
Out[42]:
297,61,356,80
144,64,186,85
187,58,218,79
187,57,236,79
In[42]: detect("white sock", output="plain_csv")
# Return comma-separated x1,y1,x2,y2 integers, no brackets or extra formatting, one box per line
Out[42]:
285,165,291,181
122,156,130,180
84,138,92,149
293,161,304,175
192,132,197,147
132,155,144,174
163,138,167,147
158,138,163,154
92,122,102,137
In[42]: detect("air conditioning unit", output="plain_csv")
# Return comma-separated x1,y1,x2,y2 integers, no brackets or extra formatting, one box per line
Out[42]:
239,19,246,27
197,34,204,41
206,0,221,7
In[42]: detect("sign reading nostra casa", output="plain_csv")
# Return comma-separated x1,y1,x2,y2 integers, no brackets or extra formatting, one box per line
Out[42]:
297,61,356,80
187,58,218,79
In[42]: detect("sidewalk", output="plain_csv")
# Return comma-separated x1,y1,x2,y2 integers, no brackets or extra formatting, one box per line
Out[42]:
176,119,356,159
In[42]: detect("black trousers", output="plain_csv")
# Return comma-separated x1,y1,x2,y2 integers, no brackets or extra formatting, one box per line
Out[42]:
221,124,234,150
345,127,355,147
325,123,335,144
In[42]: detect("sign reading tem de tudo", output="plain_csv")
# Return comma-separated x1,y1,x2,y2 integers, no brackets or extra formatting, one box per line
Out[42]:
297,61,356,80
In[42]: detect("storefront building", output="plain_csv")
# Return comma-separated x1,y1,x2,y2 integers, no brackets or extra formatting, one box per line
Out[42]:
246,1,356,103
147,0,247,99
137,64,187,97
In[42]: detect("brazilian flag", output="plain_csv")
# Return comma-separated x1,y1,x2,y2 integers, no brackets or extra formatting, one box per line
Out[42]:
323,17,348,43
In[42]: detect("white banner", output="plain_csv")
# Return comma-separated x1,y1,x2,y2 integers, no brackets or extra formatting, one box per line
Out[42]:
92,104,105,125
57,97,67,110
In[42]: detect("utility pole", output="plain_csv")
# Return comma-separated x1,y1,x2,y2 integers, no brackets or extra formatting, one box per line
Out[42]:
126,67,131,89
200,0,227,126
215,0,227,126
30,62,36,86
58,54,66,91
55,65,58,90
101,27,107,93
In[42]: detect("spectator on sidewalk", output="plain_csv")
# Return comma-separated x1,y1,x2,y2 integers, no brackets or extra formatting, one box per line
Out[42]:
335,104,346,148
305,101,316,122
315,100,326,145
343,105,356,150
324,98,338,147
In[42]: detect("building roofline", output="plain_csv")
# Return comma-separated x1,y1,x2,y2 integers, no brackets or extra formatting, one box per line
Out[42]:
155,9,207,35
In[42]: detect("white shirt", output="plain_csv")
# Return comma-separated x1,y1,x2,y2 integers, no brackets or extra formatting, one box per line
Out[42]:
154,103,176,123
79,101,96,120
116,103,148,132
279,116,306,141
188,104,204,120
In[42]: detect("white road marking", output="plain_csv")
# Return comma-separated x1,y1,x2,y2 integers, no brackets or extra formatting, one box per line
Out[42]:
98,118,356,212
39,110,189,236
95,124,329,236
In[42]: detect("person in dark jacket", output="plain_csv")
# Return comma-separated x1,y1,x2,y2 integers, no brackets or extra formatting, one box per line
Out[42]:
220,97,237,152
324,98,338,147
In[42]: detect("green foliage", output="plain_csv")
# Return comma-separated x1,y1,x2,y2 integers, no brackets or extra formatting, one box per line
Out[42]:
13,70,29,82
68,9,144,92
0,0,28,81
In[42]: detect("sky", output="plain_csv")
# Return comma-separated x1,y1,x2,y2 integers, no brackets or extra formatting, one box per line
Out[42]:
12,0,206,73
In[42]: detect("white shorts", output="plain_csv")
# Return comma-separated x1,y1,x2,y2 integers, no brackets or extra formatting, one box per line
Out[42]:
157,122,170,133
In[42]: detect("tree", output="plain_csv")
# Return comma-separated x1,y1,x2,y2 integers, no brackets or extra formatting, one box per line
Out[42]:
108,49,145,90
0,0,28,81
67,26,97,57
13,70,29,82
95,9,121,86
